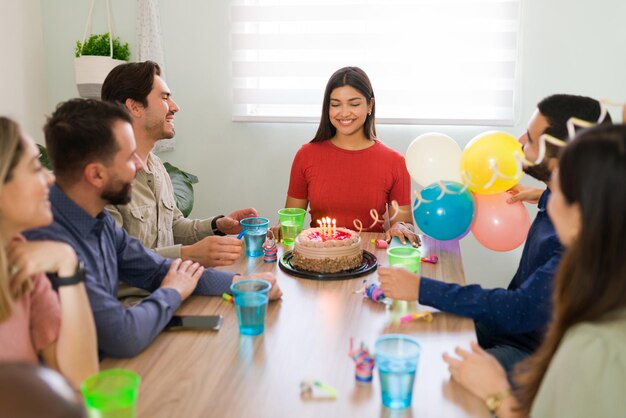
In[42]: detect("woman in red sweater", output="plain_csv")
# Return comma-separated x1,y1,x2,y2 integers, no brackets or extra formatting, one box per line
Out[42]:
282,67,419,245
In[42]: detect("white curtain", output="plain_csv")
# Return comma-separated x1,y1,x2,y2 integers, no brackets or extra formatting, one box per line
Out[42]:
137,0,165,71
137,0,175,151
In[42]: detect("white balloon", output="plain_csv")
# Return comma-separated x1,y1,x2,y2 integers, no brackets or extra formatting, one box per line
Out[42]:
405,133,462,186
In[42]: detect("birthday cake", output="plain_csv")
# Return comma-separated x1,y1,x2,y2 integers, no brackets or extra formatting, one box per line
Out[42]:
292,227,362,274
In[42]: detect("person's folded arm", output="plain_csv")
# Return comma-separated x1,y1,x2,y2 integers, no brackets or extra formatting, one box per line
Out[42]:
85,276,182,358
114,226,237,297
192,268,238,296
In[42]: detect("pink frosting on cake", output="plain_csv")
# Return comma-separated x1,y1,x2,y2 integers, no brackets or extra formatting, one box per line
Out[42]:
292,227,362,273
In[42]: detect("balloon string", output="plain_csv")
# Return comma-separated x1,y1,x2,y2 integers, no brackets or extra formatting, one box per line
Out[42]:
353,219,364,234
519,111,605,168
414,190,432,205
461,149,525,191
597,101,609,124
435,184,446,200
524,107,611,168
599,98,625,122
461,167,500,191
352,212,382,233
461,169,484,190
412,190,424,212
490,159,524,183
566,117,596,142
437,180,469,199
353,200,408,232
414,183,470,212
482,162,501,190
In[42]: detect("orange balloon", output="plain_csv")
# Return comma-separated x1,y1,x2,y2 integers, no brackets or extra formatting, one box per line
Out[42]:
470,192,530,251
460,131,524,194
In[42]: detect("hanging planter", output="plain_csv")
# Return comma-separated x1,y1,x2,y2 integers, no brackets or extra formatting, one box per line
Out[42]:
74,0,130,99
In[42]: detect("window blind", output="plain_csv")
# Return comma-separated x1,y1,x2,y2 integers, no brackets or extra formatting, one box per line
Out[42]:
231,0,522,125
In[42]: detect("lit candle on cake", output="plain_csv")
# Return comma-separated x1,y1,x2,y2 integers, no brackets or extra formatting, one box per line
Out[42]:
332,218,336,236
317,219,323,235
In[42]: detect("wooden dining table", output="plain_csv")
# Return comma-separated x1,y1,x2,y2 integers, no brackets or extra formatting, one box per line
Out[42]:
102,233,489,418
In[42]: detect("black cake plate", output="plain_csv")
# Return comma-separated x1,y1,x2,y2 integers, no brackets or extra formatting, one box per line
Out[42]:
279,250,377,280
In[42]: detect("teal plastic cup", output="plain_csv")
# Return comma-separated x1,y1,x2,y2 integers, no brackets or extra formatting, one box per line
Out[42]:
80,369,141,418
278,208,306,246
240,217,269,257
375,334,421,409
387,247,422,273
230,279,272,336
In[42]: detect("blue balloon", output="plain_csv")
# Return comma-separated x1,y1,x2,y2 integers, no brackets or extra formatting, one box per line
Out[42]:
413,181,475,241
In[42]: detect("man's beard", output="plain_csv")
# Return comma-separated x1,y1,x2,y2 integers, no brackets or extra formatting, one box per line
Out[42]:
161,125,175,139
523,159,551,182
147,120,175,140
102,181,132,205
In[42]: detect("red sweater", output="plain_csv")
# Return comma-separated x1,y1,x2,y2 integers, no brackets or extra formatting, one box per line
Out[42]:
288,139,411,232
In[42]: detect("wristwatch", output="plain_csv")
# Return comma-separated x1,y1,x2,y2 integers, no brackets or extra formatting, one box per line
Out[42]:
211,215,226,236
485,388,511,417
51,261,85,288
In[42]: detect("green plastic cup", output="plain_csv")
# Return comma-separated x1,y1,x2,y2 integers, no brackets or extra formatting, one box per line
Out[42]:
278,208,306,246
387,247,422,273
81,369,140,418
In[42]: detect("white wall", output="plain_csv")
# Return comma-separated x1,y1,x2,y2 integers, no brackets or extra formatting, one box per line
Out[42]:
37,0,626,289
0,0,49,142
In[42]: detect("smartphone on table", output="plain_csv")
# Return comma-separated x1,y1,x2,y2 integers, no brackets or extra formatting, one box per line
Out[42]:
166,315,223,331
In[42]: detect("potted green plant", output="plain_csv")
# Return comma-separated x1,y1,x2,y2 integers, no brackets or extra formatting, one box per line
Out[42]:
163,162,199,217
74,32,130,99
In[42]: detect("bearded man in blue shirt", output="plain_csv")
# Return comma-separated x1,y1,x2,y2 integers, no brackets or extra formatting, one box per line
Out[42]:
25,99,281,358
378,94,611,371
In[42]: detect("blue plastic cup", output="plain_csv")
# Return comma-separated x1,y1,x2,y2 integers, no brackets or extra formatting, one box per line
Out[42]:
230,279,272,336
240,217,269,257
375,334,422,409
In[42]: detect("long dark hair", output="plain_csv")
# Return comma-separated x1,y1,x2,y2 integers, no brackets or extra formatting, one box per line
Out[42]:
311,66,376,142
514,124,626,415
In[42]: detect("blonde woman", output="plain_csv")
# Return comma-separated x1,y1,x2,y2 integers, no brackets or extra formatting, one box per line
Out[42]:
0,117,98,389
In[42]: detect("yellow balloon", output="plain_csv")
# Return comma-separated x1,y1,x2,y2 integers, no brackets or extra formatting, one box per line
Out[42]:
460,131,523,194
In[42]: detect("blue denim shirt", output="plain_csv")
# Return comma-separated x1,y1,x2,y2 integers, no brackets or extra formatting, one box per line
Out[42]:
419,189,564,352
24,185,236,358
